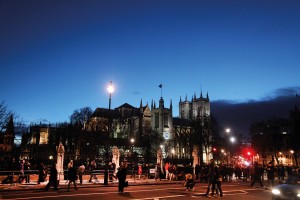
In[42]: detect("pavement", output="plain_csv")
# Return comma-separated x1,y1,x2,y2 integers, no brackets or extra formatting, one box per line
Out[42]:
0,176,281,192
0,177,182,192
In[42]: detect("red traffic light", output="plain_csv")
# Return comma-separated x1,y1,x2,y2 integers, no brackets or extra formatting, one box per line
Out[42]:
243,147,254,157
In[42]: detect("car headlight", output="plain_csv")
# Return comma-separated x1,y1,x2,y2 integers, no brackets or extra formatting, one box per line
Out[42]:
272,189,281,195
297,193,300,198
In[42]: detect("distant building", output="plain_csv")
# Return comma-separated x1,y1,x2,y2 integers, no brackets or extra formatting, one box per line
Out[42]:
0,115,15,165
20,91,213,165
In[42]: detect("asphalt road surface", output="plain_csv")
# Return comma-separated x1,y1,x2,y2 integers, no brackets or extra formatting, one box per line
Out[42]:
0,182,273,200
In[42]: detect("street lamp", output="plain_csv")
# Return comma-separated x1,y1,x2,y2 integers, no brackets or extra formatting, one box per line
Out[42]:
225,128,231,163
171,148,175,159
229,136,235,162
226,128,231,134
290,150,294,165
104,81,114,185
130,138,136,182
230,136,236,143
131,138,135,164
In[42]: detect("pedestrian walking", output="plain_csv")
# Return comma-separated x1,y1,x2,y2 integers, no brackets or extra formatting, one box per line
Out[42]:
266,161,275,187
116,162,128,194
67,160,78,191
205,159,215,197
164,162,170,180
138,165,142,179
250,162,265,188
144,163,150,179
78,163,85,185
169,164,175,181
211,165,223,197
130,162,136,180
109,161,117,181
155,163,161,181
88,160,98,183
45,164,58,191
18,160,25,183
278,164,285,180
24,160,30,183
37,162,46,184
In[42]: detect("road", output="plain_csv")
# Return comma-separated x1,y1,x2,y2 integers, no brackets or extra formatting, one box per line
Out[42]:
0,182,273,200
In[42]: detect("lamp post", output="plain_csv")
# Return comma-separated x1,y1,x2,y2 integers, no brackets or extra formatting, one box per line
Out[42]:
130,138,135,182
104,81,114,185
225,128,230,163
229,136,235,163
131,138,135,165
171,148,175,160
290,150,294,165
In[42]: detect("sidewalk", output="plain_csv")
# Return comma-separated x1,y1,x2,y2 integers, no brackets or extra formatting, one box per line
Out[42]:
0,177,181,192
0,176,281,192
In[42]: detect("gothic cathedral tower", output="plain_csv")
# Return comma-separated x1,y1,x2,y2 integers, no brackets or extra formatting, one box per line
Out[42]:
179,91,210,120
151,97,173,140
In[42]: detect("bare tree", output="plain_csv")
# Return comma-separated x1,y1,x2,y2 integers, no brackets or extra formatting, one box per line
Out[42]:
70,107,93,126
0,101,14,133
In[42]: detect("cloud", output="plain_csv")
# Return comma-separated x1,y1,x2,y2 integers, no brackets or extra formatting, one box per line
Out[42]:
211,86,300,135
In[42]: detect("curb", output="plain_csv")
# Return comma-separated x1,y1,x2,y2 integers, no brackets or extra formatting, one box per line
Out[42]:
0,180,182,192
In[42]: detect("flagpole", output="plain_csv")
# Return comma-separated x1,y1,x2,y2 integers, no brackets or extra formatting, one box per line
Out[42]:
159,84,162,98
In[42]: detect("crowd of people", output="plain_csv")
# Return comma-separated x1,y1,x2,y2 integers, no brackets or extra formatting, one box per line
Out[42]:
8,158,300,196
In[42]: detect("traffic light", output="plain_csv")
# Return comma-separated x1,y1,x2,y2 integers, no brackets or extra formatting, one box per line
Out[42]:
243,148,254,158
213,147,217,152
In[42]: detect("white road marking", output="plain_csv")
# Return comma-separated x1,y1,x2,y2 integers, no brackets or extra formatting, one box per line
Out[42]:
3,186,265,200
131,195,186,200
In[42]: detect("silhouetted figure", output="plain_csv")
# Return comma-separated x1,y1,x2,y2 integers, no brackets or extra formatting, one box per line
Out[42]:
37,162,46,184
116,162,128,194
67,161,78,191
45,164,58,191
250,162,264,188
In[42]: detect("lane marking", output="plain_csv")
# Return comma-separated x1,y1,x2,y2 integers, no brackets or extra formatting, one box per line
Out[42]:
131,195,186,200
2,187,264,200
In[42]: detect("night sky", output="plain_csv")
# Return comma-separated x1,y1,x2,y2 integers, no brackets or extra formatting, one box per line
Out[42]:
1,0,299,135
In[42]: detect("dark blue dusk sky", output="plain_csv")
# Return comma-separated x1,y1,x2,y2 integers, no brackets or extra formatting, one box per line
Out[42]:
1,0,300,134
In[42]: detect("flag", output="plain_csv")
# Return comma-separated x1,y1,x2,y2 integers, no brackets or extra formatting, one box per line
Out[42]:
159,84,162,88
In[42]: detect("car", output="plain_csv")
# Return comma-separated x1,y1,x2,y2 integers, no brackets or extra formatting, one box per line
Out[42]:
271,175,300,200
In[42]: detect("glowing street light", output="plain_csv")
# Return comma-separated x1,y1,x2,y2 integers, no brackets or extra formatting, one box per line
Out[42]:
107,81,115,95
226,128,231,134
230,136,236,143
131,138,135,144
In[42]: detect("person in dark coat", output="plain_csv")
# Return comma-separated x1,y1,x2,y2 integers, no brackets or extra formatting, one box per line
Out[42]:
67,161,78,191
184,173,195,191
266,161,275,187
211,165,223,197
19,160,25,183
24,160,31,183
205,159,215,197
250,162,265,188
37,162,46,184
45,164,58,191
78,164,85,185
116,162,128,194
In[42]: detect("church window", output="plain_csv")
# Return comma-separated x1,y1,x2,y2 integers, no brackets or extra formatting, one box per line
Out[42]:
155,113,159,127
164,113,168,127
